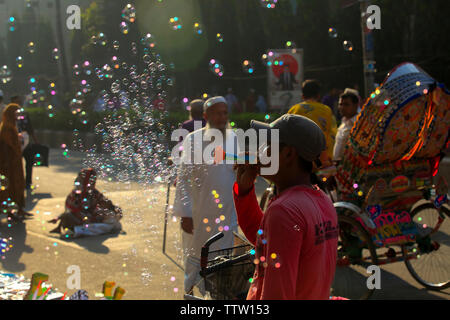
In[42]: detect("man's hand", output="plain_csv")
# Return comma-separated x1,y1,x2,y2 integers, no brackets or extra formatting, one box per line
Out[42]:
181,217,194,234
234,164,259,196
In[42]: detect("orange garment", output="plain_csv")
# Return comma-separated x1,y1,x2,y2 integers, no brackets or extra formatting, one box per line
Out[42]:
0,104,25,209
288,100,337,167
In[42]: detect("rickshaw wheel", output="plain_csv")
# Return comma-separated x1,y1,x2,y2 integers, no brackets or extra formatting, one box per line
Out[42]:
331,214,379,300
402,202,450,290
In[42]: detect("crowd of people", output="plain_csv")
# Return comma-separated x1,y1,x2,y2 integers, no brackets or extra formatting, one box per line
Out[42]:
173,79,362,299
0,91,123,237
0,78,360,299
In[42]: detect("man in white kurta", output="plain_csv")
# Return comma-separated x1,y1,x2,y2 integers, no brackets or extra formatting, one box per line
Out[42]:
172,96,238,295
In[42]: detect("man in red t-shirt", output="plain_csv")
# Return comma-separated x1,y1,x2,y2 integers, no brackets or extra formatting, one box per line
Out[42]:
233,114,338,300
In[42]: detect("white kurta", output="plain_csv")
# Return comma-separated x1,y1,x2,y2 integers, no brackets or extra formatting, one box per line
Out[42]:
172,127,239,294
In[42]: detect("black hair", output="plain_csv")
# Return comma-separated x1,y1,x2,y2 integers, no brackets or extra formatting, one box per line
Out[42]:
302,80,321,99
340,92,359,105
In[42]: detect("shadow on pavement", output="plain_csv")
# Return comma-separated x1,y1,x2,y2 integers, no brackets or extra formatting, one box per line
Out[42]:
372,267,448,300
61,231,124,254
0,221,33,273
25,191,53,212
332,263,449,300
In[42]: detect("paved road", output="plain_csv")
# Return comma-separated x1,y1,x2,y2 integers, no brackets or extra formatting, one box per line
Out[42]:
0,149,449,299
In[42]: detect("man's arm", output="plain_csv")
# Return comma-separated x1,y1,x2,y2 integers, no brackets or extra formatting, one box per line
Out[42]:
260,204,304,300
173,136,194,233
233,164,263,245
233,183,263,246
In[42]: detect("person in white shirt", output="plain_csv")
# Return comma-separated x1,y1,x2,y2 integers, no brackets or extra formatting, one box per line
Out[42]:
333,90,360,163
172,96,239,296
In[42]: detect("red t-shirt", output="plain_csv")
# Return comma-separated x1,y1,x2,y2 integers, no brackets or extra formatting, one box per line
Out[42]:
233,182,338,300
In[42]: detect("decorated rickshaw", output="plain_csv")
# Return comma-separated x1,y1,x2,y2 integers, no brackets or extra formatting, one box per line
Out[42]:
331,62,450,299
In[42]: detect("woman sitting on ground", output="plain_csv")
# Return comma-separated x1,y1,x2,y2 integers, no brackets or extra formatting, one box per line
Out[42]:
49,168,122,236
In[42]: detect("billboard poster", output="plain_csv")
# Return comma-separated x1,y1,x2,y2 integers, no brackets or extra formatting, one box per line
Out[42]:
267,49,303,112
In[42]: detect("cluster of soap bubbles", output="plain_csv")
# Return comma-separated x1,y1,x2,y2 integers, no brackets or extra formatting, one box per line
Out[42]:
285,41,296,52
193,22,203,35
8,16,15,32
65,10,174,185
242,60,255,74
52,48,60,61
261,51,274,67
169,17,182,30
27,41,35,54
122,4,136,23
260,0,278,9
91,32,108,46
343,40,354,52
0,175,8,191
209,59,224,77
328,27,338,38
0,65,12,84
327,26,354,52
120,21,130,35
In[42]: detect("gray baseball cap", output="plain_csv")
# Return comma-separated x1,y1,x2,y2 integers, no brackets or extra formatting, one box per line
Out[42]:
250,114,326,162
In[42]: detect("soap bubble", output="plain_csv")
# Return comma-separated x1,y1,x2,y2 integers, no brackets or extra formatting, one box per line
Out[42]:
102,64,113,79
8,16,15,32
193,22,203,35
242,60,255,74
120,21,129,35
169,17,182,30
16,56,23,68
52,48,60,60
79,111,89,125
70,99,83,114
286,41,297,53
73,64,81,76
48,82,57,96
328,27,338,38
143,54,152,64
91,35,98,45
141,33,156,49
83,60,92,76
111,80,121,94
97,32,107,46
27,42,35,54
80,80,92,94
343,40,354,52
260,0,278,9
261,53,273,67
0,175,8,191
0,65,12,84
46,104,55,118
131,42,138,55
122,4,136,23
95,67,105,80
209,59,224,77
111,56,120,69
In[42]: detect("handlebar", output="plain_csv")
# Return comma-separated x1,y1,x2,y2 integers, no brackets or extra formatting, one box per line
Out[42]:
200,252,252,277
200,232,225,269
